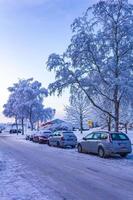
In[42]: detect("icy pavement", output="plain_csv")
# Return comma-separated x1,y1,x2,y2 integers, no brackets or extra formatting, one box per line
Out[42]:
0,151,49,200
4,135,133,173
0,134,133,200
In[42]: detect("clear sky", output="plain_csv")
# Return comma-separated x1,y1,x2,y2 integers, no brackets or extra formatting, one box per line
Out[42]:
0,0,99,122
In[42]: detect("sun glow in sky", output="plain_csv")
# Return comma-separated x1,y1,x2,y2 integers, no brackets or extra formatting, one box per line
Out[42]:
0,0,100,122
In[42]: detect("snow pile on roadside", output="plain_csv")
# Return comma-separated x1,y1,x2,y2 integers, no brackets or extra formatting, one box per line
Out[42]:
0,152,49,200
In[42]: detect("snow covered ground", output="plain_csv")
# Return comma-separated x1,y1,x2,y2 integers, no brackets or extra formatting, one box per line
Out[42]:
0,151,49,200
0,132,133,200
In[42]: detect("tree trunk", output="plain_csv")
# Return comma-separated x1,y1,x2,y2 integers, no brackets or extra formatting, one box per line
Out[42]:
37,121,40,131
125,123,128,134
114,100,119,132
29,109,34,131
114,26,120,132
15,117,19,135
80,114,83,134
30,121,34,131
21,117,24,135
107,115,112,131
114,81,120,132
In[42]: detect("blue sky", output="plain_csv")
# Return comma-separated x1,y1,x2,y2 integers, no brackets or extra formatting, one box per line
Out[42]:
0,0,98,122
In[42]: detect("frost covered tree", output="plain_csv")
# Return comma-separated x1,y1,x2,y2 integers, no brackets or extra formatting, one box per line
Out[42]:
47,0,133,132
3,78,55,134
65,88,90,133
3,93,20,133
94,96,133,132
92,90,114,131
92,102,113,132
120,98,133,133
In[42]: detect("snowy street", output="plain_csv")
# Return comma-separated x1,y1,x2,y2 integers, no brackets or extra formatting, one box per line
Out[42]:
0,135,133,200
1,0,133,199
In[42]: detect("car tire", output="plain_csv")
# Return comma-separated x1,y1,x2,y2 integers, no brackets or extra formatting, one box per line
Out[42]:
98,147,105,158
78,144,82,153
39,140,42,144
48,141,51,146
120,153,128,158
57,141,60,147
71,145,75,148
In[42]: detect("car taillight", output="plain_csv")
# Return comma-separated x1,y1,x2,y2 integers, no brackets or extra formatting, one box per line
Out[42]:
109,135,112,143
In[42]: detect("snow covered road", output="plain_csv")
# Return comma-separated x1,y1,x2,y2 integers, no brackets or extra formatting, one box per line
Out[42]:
0,135,133,200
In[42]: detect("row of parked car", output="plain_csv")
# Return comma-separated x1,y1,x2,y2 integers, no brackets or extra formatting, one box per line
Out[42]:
26,130,132,158
0,128,22,134
26,130,77,148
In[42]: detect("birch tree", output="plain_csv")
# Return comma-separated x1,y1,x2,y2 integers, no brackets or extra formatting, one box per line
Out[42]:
3,78,55,133
65,88,90,133
47,0,133,131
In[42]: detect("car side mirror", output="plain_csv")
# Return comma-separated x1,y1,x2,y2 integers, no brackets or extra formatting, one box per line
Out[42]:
83,137,87,140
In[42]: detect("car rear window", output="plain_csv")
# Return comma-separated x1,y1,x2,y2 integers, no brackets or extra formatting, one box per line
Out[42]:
62,132,75,136
43,132,51,134
43,132,51,135
111,133,129,141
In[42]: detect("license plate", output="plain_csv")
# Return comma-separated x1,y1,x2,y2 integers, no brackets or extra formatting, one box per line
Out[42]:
67,139,73,141
121,147,127,151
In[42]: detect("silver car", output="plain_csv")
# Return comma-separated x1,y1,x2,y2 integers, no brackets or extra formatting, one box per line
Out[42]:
77,131,132,158
48,131,77,148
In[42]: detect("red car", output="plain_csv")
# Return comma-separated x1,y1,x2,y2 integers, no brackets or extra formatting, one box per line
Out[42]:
33,130,52,144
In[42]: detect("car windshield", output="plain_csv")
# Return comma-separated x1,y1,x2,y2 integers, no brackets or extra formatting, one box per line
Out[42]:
111,133,129,141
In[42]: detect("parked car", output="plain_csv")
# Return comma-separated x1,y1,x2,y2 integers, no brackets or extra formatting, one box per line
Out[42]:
77,131,132,158
48,131,77,148
26,131,37,141
33,130,52,144
10,129,21,134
